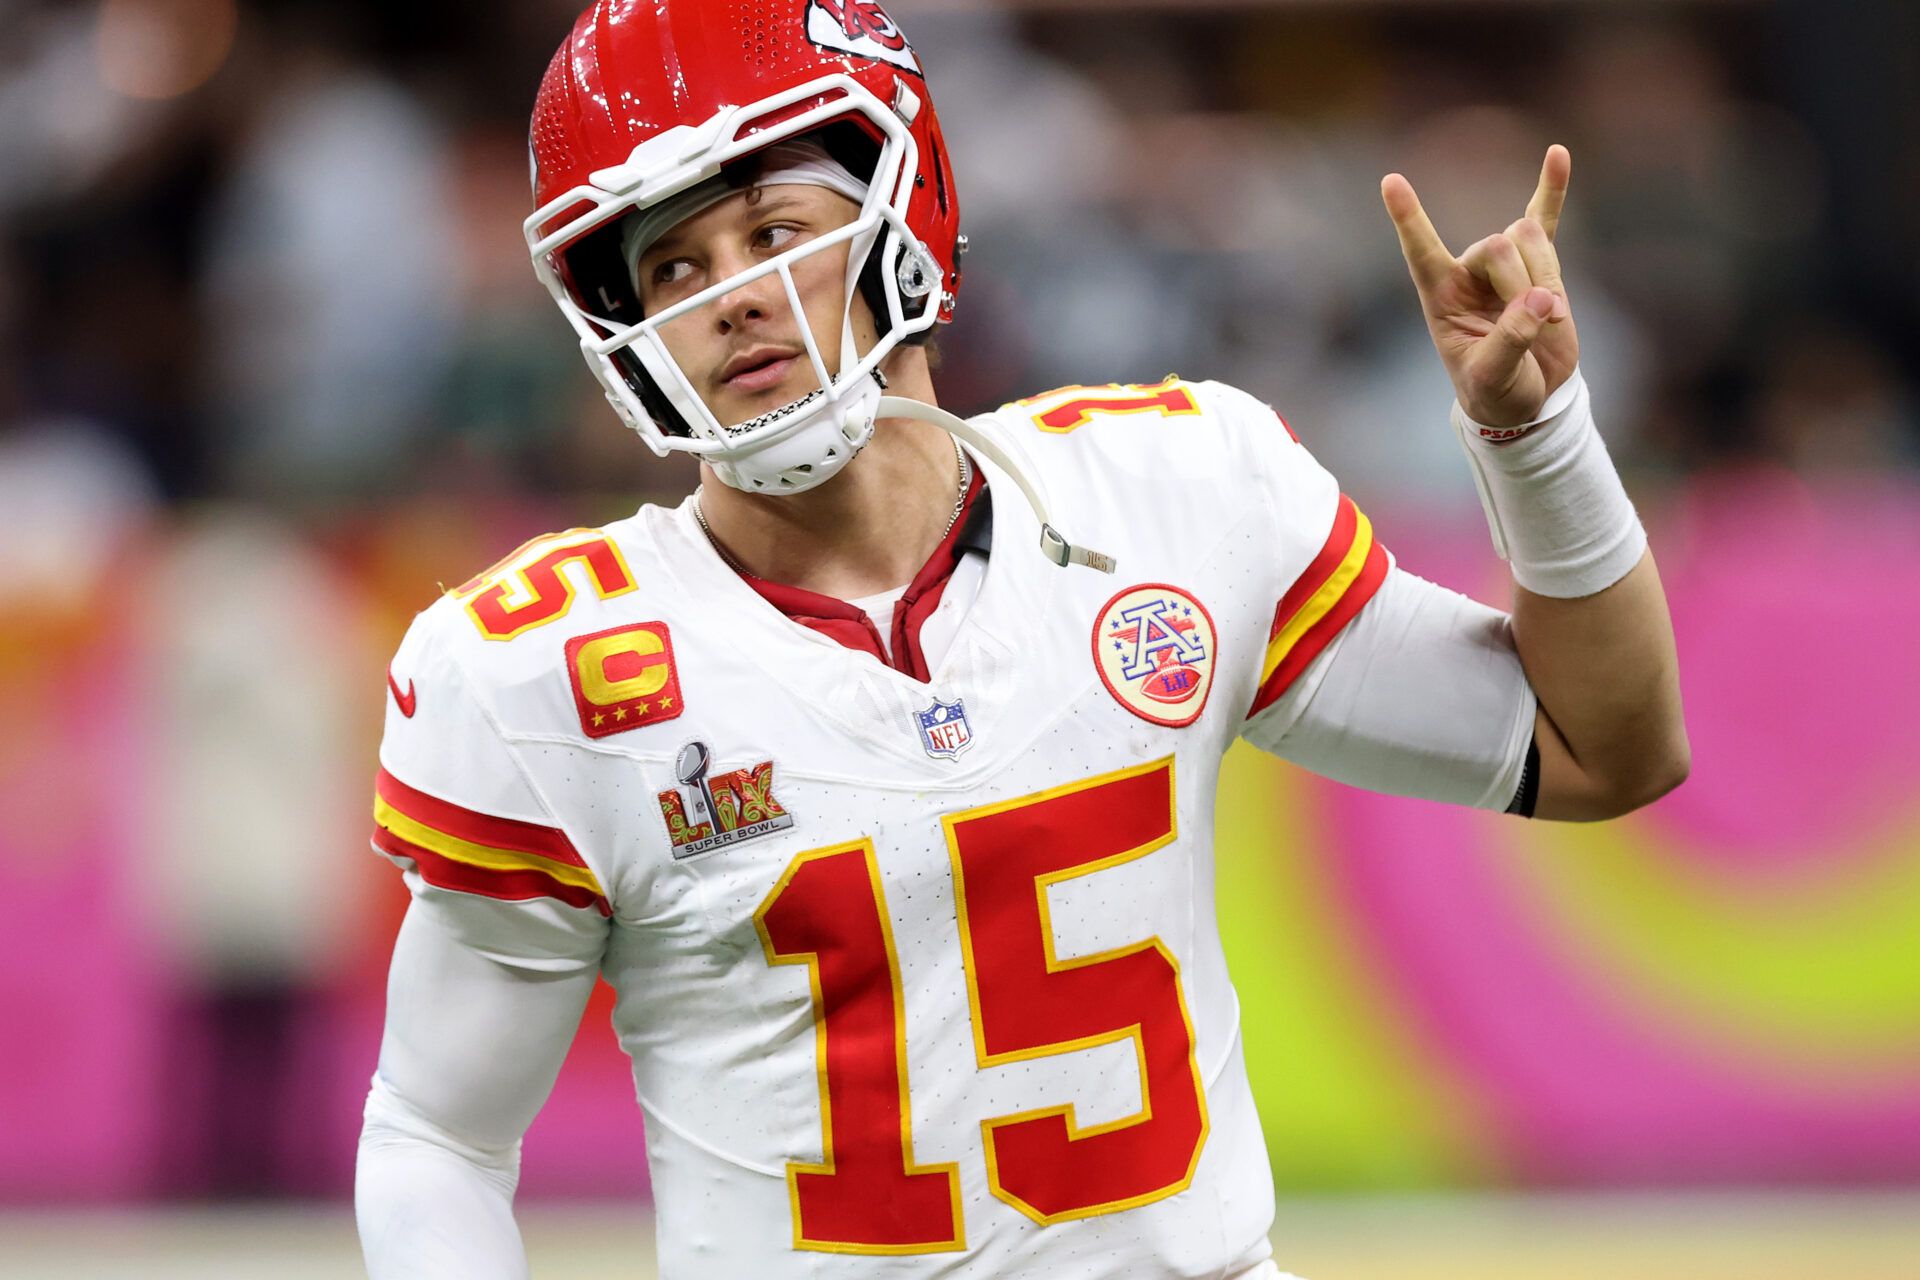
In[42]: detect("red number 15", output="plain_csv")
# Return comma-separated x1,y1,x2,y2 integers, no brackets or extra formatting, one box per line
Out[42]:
754,758,1207,1254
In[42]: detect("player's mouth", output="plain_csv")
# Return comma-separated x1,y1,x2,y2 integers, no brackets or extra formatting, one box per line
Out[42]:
719,347,803,394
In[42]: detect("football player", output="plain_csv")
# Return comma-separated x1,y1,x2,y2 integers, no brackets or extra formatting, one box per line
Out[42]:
356,1,1688,1276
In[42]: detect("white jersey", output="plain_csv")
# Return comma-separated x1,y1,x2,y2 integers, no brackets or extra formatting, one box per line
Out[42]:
370,377,1523,1277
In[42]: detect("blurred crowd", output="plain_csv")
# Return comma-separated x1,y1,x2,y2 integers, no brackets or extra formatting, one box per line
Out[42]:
2,0,1918,1201
2,0,1916,516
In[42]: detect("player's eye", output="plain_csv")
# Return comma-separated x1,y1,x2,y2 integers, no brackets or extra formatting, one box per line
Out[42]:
651,259,696,289
754,223,801,253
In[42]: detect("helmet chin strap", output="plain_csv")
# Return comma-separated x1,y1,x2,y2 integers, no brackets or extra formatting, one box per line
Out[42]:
874,396,1117,575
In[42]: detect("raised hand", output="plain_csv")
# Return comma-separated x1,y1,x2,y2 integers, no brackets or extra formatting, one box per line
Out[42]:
1381,145,1579,429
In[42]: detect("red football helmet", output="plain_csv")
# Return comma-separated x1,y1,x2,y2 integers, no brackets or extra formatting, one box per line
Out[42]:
525,0,965,493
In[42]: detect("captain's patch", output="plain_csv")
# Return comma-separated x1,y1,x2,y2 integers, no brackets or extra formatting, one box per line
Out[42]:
566,622,684,739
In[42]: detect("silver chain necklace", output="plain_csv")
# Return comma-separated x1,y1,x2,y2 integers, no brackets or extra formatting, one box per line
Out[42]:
693,438,971,582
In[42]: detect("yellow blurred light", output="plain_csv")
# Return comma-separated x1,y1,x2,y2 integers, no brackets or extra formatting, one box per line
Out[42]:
96,0,237,102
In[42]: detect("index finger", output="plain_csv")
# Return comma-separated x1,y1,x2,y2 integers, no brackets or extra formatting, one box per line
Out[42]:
1525,144,1571,241
1381,172,1455,295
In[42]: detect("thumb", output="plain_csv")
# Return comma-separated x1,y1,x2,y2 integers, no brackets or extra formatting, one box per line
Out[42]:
1479,286,1554,374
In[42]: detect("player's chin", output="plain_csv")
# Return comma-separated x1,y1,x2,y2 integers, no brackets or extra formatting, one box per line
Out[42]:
713,375,826,430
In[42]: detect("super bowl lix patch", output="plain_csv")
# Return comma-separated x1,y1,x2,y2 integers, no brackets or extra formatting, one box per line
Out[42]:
657,741,795,859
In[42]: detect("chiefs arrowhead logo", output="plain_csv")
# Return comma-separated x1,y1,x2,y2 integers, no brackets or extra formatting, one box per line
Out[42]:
805,0,921,75
387,668,418,718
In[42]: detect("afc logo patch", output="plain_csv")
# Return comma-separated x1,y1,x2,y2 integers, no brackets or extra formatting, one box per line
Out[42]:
1091,584,1218,728
805,0,922,75
565,622,685,738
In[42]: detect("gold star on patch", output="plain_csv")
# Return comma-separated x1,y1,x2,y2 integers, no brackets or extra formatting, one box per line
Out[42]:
634,701,650,715
659,696,674,709
592,713,606,728
613,707,628,721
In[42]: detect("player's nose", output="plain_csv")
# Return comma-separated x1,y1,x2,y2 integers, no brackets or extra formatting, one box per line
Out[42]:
711,254,784,334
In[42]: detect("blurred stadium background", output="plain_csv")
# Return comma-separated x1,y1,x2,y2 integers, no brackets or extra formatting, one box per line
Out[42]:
2,0,1917,1274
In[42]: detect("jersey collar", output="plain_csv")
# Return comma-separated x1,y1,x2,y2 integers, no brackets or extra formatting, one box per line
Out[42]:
737,470,990,681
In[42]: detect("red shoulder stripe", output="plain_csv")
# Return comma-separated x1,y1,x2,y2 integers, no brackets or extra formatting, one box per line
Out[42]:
372,828,611,916
1248,495,1389,719
1268,495,1359,642
1247,535,1388,717
375,768,588,869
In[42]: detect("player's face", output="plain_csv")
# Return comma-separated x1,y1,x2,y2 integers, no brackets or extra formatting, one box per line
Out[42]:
634,184,878,430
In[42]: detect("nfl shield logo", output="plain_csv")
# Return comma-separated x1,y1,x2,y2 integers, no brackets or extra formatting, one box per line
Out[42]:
916,697,973,760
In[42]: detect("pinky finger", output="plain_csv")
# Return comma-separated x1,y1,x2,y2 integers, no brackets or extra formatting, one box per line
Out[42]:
1526,144,1571,241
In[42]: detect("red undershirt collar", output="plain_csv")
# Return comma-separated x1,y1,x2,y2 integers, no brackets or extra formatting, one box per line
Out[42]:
735,470,988,682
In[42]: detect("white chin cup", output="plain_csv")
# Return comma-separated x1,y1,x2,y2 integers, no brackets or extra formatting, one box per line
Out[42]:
705,372,884,494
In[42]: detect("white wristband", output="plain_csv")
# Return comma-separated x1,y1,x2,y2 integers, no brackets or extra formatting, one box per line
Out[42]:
1452,368,1648,599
